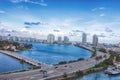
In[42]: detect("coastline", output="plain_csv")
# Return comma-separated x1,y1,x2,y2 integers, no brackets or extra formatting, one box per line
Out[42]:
0,43,110,80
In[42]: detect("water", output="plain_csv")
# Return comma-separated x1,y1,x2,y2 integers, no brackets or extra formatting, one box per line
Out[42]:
0,53,30,73
0,42,92,73
17,42,92,64
75,71,120,80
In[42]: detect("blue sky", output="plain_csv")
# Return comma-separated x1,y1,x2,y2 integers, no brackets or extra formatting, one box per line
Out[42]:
0,0,120,43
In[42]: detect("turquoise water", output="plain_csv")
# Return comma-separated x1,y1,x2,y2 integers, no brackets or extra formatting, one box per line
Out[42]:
17,42,92,64
0,53,30,73
75,71,120,80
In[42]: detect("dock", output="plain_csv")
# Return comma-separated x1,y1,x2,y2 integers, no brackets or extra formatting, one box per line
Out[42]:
0,50,41,67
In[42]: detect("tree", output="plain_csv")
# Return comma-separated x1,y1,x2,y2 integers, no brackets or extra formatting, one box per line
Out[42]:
99,48,106,53
92,47,97,57
63,72,68,80
75,70,83,77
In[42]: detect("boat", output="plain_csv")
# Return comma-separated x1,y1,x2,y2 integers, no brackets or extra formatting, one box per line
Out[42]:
105,66,120,75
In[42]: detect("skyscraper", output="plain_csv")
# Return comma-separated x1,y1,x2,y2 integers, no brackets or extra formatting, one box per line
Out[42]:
64,36,69,43
47,34,55,44
58,36,62,43
82,33,87,44
93,34,98,46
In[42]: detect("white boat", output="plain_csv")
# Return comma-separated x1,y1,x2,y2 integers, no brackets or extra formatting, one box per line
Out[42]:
105,66,120,75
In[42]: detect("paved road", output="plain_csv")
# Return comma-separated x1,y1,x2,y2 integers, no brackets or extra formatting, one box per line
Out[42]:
0,50,110,80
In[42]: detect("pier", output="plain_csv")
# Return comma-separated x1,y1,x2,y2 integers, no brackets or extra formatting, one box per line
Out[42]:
0,50,41,67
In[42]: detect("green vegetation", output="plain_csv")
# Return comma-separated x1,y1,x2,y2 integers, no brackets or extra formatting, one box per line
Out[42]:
58,61,67,64
75,70,84,77
29,66,41,69
92,52,120,69
98,48,107,53
63,72,68,80
77,58,84,61
109,51,120,62
95,56,103,61
85,67,96,73
0,66,41,75
91,47,97,57
0,69,29,75
0,41,32,51
57,58,84,65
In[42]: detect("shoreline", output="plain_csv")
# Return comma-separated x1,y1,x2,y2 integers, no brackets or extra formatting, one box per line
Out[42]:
0,43,110,80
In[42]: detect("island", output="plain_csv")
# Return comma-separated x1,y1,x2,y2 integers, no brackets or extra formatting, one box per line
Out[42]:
0,41,32,51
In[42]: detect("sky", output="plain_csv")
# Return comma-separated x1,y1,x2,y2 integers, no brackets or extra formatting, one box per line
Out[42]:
0,0,120,43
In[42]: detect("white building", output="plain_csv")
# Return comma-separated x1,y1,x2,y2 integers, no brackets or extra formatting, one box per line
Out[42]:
92,34,98,46
82,33,87,44
47,34,55,44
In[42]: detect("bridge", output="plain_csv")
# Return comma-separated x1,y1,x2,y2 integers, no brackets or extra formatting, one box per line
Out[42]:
0,50,41,67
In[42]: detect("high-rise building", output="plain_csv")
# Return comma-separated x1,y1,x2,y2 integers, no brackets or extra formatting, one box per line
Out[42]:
58,36,62,43
82,33,87,44
47,34,55,44
92,34,98,46
64,36,69,43
9,36,18,41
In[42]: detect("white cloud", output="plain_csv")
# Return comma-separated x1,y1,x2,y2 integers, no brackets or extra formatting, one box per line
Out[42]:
0,10,5,14
100,13,105,17
91,8,97,11
10,0,22,3
28,0,47,6
17,5,29,10
99,7,106,10
10,0,47,6
92,7,106,11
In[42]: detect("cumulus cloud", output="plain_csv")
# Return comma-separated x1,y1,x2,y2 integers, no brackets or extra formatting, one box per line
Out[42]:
10,0,47,6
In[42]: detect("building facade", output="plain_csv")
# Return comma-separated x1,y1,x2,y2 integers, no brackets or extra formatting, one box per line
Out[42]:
82,33,87,44
92,34,98,46
47,34,55,44
63,36,69,44
58,36,62,43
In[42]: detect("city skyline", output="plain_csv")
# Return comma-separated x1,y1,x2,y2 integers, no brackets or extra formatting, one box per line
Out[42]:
0,0,120,43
